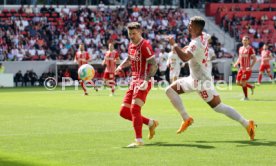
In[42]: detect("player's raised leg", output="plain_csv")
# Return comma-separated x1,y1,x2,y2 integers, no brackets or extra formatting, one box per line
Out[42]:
165,79,193,134
257,72,263,84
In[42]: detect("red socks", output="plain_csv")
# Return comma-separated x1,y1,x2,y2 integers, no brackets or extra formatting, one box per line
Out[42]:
258,74,273,83
107,81,115,94
119,106,149,125
242,86,248,98
130,104,143,139
119,104,150,139
258,74,262,83
80,81,87,93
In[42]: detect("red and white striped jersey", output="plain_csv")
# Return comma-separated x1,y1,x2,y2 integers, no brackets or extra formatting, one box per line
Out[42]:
75,51,91,66
104,50,119,73
261,50,272,65
128,39,154,80
238,46,255,70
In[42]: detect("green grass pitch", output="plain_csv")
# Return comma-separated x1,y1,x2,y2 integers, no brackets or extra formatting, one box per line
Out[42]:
0,84,276,166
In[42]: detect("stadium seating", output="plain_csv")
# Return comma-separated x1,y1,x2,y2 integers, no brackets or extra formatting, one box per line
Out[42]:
206,2,276,55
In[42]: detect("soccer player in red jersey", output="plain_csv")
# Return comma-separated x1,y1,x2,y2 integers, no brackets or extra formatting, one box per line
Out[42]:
102,43,119,96
257,44,273,84
74,44,97,95
115,22,159,147
234,36,257,100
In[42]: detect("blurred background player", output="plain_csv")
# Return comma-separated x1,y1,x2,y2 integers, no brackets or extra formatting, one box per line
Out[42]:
166,16,255,141
167,49,182,83
158,49,168,80
207,42,216,74
257,44,273,84
234,36,256,101
115,22,158,148
74,44,97,95
102,43,119,96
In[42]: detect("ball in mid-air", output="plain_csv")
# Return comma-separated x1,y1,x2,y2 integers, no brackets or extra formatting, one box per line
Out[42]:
78,64,95,81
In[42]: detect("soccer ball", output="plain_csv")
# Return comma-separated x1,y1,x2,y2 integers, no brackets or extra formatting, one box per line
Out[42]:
78,64,95,81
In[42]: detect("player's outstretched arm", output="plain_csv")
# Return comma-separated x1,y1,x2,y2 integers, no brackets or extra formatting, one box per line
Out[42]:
145,57,158,81
115,56,131,73
250,55,257,69
166,36,192,62
269,52,273,61
234,57,240,68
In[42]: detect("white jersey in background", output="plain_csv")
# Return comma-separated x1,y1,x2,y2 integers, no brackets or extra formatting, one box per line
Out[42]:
207,46,216,74
186,32,212,81
158,51,168,72
167,51,182,79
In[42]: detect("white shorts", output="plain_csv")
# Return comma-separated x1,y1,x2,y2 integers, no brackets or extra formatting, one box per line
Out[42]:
171,76,219,102
170,70,180,80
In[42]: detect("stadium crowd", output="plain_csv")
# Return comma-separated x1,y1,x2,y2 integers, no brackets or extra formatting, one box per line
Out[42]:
0,4,230,63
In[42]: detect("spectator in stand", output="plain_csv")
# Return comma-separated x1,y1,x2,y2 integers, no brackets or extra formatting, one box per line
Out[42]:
23,70,31,86
39,72,48,86
0,5,232,64
14,70,24,86
29,70,38,86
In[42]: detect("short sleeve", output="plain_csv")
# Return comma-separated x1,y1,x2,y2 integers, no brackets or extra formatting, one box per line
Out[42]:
141,41,154,60
115,51,119,59
86,52,91,60
249,47,255,56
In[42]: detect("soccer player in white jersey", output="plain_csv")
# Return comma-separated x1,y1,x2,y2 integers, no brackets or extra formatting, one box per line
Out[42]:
207,42,216,74
165,16,256,140
158,49,168,80
167,49,182,83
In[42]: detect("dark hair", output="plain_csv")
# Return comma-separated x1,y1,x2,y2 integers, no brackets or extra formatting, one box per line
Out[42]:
243,35,250,40
190,16,205,31
127,22,141,30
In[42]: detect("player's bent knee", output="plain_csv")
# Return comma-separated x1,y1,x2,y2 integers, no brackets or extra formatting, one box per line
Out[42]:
119,104,131,118
207,95,221,108
166,82,184,94
132,98,144,107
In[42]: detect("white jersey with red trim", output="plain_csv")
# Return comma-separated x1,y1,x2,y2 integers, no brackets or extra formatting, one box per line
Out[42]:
186,32,212,81
167,52,182,73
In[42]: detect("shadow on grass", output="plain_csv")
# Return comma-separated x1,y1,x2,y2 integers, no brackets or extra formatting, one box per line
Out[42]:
250,99,276,102
0,158,36,166
195,139,276,147
145,142,215,149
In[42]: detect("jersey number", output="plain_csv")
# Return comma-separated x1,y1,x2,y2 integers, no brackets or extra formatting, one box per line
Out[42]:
200,90,209,99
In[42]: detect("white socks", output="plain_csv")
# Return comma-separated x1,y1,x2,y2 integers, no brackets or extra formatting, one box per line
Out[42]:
135,138,143,143
213,103,249,128
165,87,190,121
148,119,154,127
165,87,249,128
